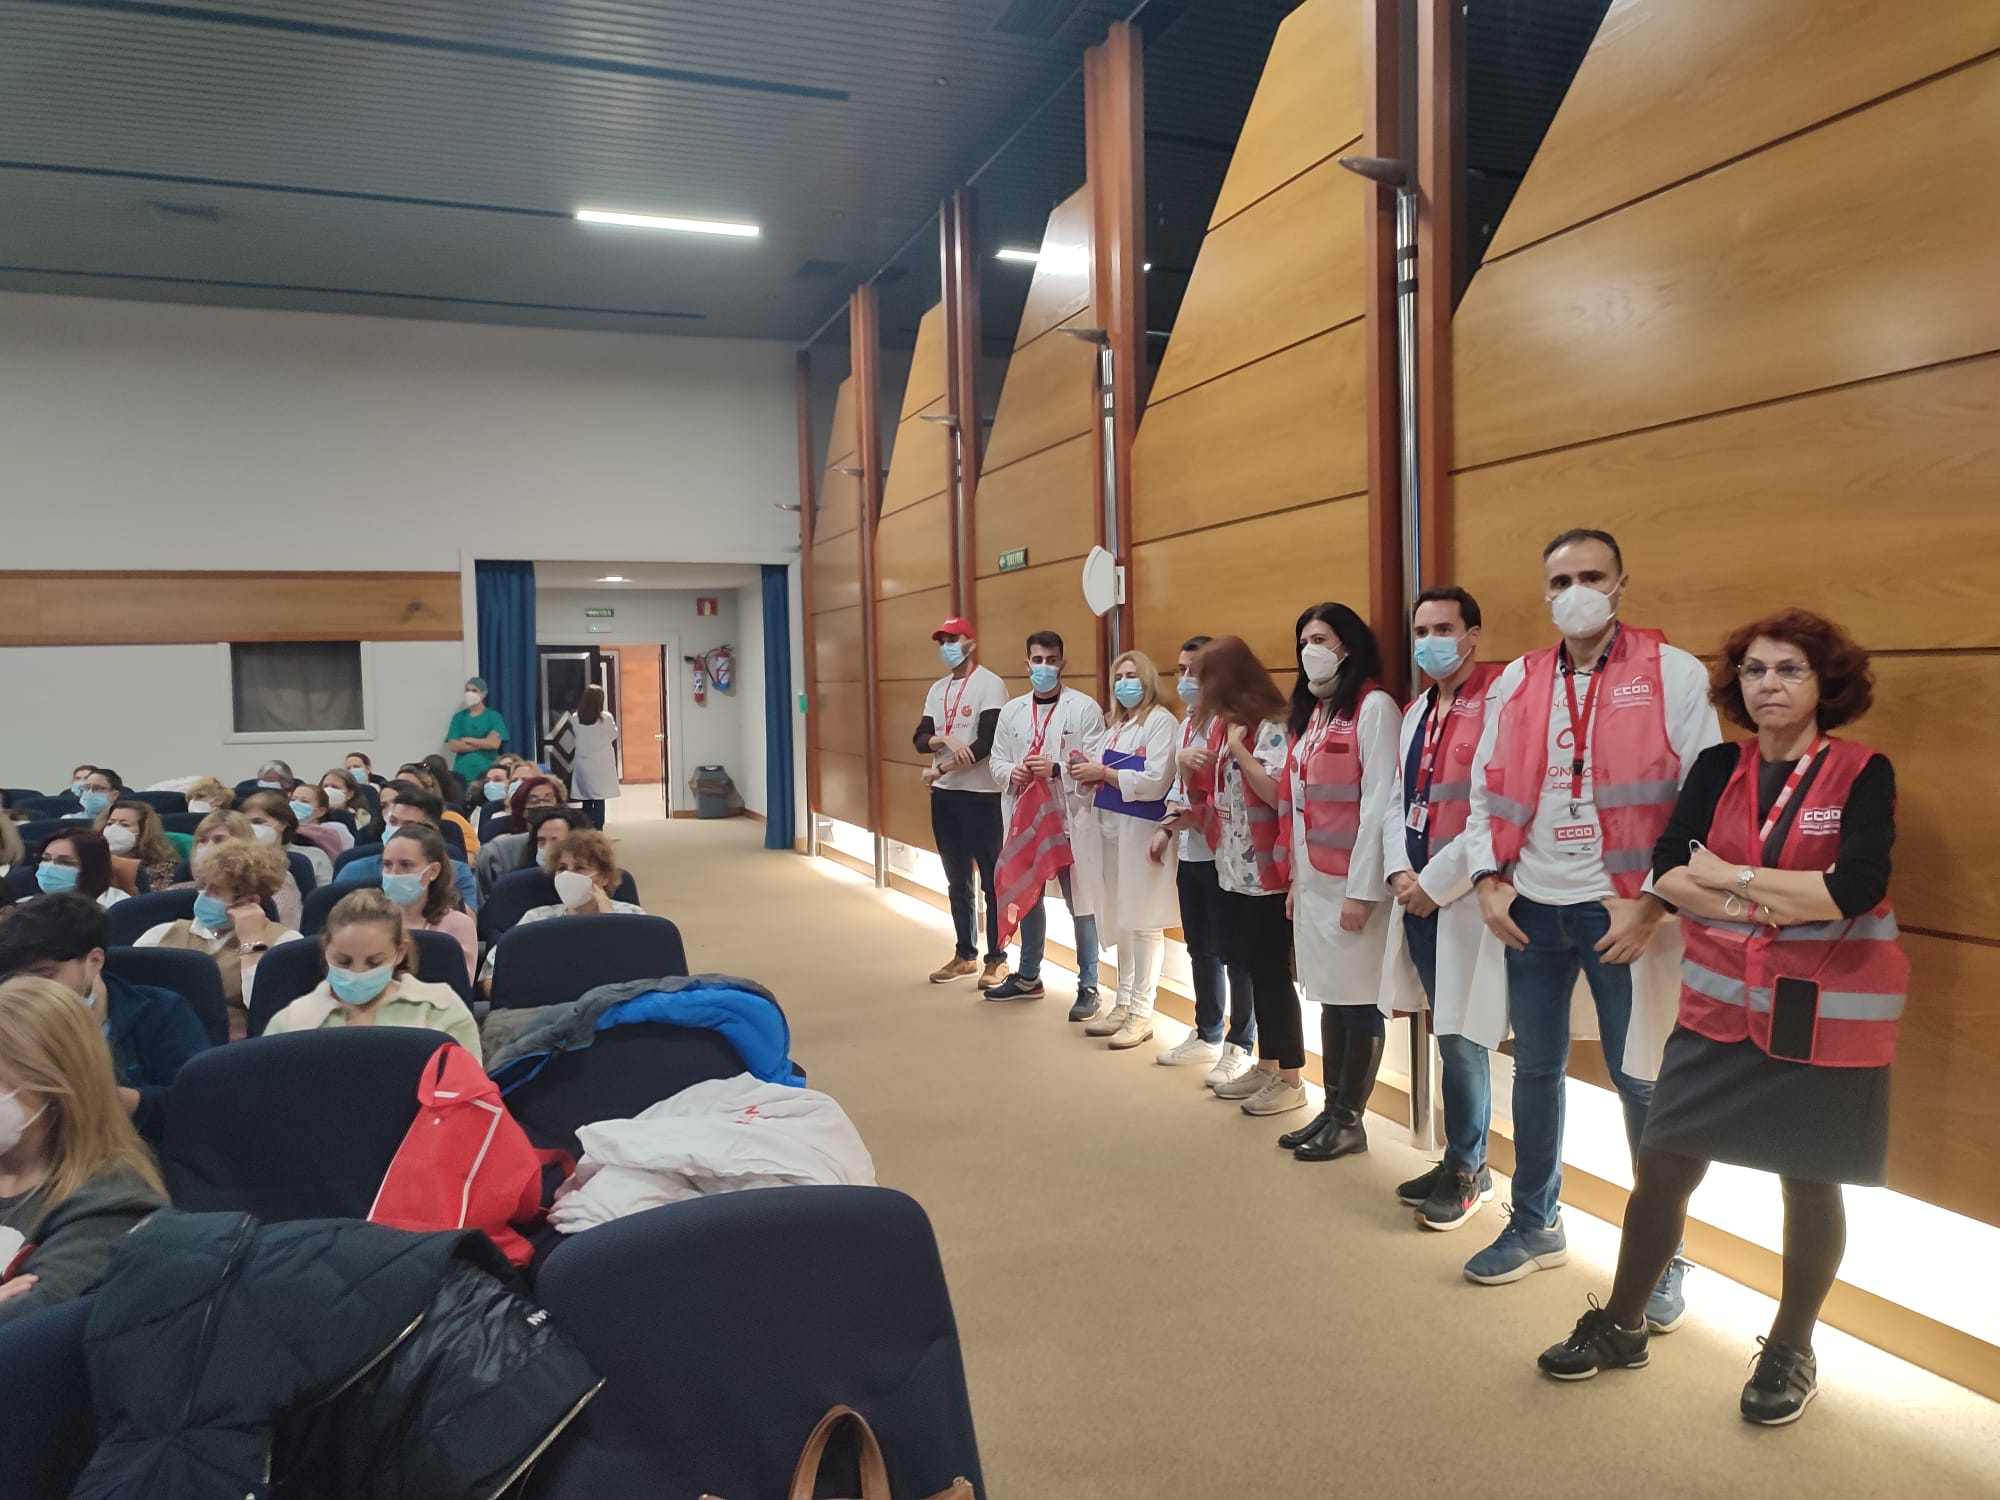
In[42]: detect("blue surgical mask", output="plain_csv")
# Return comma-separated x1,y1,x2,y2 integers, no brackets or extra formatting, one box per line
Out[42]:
1113,678,1145,709
483,781,507,802
381,871,427,906
257,780,284,791
36,862,80,895
78,790,110,816
193,892,232,931
939,641,966,669
1413,635,1465,681
1177,676,1200,707
328,963,395,1006
288,799,316,823
70,779,86,798
1029,663,1059,693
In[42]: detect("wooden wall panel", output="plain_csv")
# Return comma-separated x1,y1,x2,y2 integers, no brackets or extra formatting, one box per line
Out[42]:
1457,355,2000,660
874,585,955,683
811,606,861,698
1012,187,1095,350
1130,498,1370,669
875,493,953,601
809,535,862,614
825,380,858,466
815,466,862,542
817,749,870,829
1484,0,2000,260
898,305,949,419
1890,934,2000,1227
973,566,1101,693
876,679,935,769
880,765,938,852
1132,324,1370,544
880,402,951,516
1148,158,1367,404
973,434,1096,579
979,319,1100,472
1455,58,2000,470
1208,0,1367,228
0,571,461,646
812,683,867,759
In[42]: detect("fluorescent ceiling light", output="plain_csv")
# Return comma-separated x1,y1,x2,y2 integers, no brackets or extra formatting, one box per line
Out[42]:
575,209,760,238
994,247,1041,262
596,575,629,583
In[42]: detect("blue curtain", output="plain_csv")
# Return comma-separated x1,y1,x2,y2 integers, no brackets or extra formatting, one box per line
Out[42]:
761,563,797,850
476,561,538,762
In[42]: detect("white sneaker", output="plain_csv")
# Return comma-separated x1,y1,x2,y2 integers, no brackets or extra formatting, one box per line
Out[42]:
1108,1012,1155,1050
1084,1003,1131,1038
1157,1033,1223,1067
1204,1043,1253,1090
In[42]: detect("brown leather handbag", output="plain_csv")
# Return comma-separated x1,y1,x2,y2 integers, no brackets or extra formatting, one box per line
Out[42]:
702,1404,975,1500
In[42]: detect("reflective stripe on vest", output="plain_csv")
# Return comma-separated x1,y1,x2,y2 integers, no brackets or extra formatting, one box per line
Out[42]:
1484,628,1678,899
1412,662,1502,847
1275,687,1379,880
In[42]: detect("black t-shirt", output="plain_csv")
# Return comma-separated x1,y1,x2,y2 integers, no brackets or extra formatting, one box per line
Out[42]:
1653,742,1895,918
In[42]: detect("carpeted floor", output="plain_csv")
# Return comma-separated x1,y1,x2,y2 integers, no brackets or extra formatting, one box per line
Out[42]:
610,811,2000,1499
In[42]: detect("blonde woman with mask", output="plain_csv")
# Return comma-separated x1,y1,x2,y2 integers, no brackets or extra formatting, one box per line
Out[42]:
99,800,179,893
1071,651,1180,1049
0,976,168,1327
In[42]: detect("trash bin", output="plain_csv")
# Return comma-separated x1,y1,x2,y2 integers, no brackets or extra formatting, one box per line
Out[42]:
691,765,736,819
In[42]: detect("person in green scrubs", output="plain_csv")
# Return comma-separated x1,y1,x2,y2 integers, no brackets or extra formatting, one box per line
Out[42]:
445,677,508,783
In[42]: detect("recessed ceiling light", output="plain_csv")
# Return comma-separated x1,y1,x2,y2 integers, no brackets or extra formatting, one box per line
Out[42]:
576,209,760,238
597,575,629,583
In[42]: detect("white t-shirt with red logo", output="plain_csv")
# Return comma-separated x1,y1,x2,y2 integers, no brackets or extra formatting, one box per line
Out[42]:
922,665,1009,793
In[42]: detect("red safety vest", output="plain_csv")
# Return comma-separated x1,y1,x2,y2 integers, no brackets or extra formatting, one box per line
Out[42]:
1484,627,1678,898
1180,715,1228,849
1274,684,1381,883
1677,738,1905,1068
1411,663,1504,846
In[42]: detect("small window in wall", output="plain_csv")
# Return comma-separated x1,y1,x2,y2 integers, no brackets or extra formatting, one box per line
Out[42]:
229,642,367,734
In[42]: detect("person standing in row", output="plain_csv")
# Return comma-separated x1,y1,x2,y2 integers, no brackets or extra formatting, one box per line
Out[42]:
1378,586,1504,1229
1071,652,1179,1050
1538,610,1902,1426
1273,604,1400,1157
986,630,1106,1014
914,618,1010,989
1149,636,1257,1087
1197,638,1304,1115
1460,528,1720,1325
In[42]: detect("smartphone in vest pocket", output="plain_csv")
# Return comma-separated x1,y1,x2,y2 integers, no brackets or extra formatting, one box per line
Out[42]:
1768,975,1820,1063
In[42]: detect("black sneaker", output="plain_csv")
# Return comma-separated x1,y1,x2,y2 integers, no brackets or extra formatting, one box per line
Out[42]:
1741,1337,1817,1426
1537,1302,1650,1381
1417,1166,1489,1232
1399,1160,1493,1208
1067,989,1101,1023
984,974,1045,1002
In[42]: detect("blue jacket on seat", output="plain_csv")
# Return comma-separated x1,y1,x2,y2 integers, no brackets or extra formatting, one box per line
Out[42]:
103,974,212,1143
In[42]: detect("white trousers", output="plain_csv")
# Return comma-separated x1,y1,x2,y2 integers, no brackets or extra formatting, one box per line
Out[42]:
1113,928,1166,1019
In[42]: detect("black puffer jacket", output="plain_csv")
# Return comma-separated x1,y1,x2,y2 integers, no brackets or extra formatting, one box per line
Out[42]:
71,1210,601,1500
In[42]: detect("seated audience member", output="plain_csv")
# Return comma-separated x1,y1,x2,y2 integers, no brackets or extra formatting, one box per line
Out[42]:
0,975,168,1327
0,894,210,1142
240,790,333,887
318,767,372,833
287,781,354,859
252,760,295,792
69,767,124,822
101,799,179,892
379,823,478,980
474,763,512,812
264,889,481,1060
338,786,481,910
183,777,234,815
478,828,640,990
0,816,23,879
475,805,582,899
396,765,481,854
500,774,569,838
422,752,468,810
35,830,128,908
181,810,305,929
344,750,380,786
67,765,97,801
137,838,300,1032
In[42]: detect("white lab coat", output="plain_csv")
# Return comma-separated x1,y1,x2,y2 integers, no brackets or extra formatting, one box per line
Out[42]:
988,687,1108,919
563,712,623,800
1451,651,1716,1082
1292,690,1400,1006
1090,705,1180,932
1377,691,1489,1034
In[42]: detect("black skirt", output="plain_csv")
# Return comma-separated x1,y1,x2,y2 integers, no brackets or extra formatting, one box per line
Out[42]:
1639,1025,1889,1186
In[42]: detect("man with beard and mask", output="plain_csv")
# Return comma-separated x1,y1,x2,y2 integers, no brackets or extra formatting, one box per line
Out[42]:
1458,529,1719,1322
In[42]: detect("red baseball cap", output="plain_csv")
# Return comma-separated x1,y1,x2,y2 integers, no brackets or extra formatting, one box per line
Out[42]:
931,617,975,641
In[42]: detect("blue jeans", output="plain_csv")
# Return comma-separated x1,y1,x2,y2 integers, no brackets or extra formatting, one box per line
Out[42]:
1404,909,1492,1174
1505,896,1655,1228
1016,867,1100,994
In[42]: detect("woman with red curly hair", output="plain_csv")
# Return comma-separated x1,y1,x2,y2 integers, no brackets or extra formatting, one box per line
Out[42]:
1535,610,1902,1427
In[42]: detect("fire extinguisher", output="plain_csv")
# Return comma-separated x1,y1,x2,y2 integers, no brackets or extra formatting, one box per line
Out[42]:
702,644,734,693
685,654,708,706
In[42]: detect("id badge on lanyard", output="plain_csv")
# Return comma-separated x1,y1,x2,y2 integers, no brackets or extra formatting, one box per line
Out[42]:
1406,697,1446,833
1555,660,1604,857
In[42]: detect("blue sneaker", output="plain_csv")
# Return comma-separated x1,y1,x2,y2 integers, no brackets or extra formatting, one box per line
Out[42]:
1463,1210,1569,1285
1646,1256,1691,1333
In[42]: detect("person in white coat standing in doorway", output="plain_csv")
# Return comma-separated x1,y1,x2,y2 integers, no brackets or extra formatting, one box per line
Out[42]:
1378,586,1504,1228
561,684,621,829
1068,651,1179,1050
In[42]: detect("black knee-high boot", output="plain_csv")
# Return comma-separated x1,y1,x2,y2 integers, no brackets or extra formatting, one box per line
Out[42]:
1296,1027,1385,1162
1279,1008,1346,1150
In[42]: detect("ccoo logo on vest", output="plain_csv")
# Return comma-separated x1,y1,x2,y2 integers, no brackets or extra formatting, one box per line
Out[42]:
1609,676,1654,706
1798,806,1842,836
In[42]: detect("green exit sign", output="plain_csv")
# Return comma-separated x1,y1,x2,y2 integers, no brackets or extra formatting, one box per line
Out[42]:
584,607,615,618
997,548,1029,573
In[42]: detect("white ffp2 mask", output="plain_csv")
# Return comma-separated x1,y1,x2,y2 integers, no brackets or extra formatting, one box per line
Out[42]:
1549,583,1617,637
